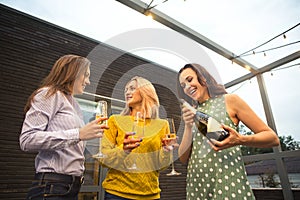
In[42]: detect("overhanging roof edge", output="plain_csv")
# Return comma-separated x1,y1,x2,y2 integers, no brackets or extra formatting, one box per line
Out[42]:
116,0,259,73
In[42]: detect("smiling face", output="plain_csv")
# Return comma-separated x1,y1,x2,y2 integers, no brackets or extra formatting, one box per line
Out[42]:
124,80,142,109
73,66,90,95
179,67,210,103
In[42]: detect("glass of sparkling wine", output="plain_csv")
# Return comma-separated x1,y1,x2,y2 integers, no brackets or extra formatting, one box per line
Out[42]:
92,100,107,159
166,118,181,176
127,112,144,170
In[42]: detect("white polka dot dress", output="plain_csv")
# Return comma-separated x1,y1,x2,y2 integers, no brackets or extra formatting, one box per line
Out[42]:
186,95,255,200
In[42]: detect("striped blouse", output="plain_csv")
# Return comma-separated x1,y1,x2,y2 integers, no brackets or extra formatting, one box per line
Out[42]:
20,87,85,176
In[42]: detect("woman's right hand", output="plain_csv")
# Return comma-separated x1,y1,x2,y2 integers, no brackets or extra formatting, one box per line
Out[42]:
79,117,108,141
181,106,195,128
123,132,142,153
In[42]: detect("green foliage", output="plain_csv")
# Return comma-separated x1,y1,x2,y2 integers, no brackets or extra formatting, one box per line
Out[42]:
241,146,273,156
265,173,281,188
279,135,300,151
258,173,281,188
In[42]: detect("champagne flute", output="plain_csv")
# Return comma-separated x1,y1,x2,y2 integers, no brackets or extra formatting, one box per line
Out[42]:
92,100,107,159
127,112,144,170
166,118,181,176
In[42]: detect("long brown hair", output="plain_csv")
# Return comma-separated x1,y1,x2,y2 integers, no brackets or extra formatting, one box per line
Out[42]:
177,63,227,105
24,54,90,113
121,76,160,119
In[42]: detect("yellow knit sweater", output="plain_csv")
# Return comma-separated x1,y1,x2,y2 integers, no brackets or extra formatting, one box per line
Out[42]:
99,115,171,199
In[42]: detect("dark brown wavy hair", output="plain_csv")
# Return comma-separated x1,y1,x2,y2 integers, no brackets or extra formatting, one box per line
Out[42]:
177,63,227,105
24,54,90,113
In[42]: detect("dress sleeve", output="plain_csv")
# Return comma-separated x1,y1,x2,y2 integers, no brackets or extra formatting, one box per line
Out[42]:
19,89,80,152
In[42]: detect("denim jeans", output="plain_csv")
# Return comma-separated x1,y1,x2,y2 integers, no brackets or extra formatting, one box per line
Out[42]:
104,192,160,200
104,192,129,200
26,179,81,200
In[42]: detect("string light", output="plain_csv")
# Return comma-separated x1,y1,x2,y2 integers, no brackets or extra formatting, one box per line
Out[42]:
146,0,155,10
272,63,300,72
269,63,300,77
147,13,153,19
144,9,153,18
231,23,300,60
229,81,248,93
235,41,300,58
144,0,169,14
230,63,299,92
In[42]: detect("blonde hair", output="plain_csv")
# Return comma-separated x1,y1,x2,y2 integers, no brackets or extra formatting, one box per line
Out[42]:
121,76,160,119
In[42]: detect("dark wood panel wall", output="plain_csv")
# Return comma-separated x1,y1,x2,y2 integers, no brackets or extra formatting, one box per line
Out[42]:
0,4,186,200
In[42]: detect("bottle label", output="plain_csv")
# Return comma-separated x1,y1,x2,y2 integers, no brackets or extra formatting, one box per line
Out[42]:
206,130,229,141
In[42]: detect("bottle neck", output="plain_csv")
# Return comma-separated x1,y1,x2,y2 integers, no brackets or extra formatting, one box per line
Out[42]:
181,100,197,114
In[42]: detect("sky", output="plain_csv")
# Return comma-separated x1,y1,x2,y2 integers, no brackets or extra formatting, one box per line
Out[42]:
1,0,300,141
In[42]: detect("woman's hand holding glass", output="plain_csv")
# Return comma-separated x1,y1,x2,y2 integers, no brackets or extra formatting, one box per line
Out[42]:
125,112,145,170
79,117,108,141
162,118,179,152
123,132,143,153
162,133,178,152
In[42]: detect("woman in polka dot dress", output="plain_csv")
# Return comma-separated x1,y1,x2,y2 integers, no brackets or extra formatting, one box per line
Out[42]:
177,63,280,200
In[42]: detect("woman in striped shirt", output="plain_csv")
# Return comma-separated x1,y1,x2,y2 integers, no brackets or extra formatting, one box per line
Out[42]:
20,54,107,200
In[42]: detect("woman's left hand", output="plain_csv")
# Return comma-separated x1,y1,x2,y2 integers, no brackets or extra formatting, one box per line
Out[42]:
162,136,179,152
209,124,243,151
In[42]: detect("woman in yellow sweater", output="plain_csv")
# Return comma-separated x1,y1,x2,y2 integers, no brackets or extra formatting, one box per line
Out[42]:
99,76,174,199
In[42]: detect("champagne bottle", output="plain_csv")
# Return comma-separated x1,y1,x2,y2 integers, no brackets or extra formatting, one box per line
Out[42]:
180,99,229,142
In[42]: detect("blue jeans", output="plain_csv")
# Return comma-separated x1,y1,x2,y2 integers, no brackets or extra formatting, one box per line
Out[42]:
104,192,129,200
26,173,82,200
104,192,160,200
